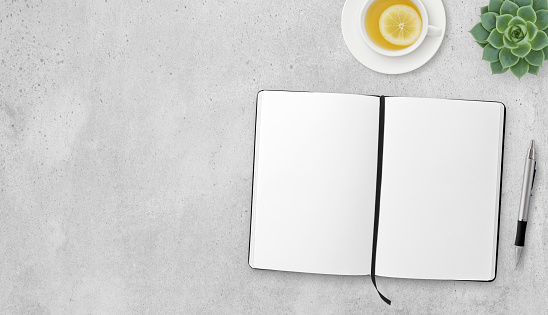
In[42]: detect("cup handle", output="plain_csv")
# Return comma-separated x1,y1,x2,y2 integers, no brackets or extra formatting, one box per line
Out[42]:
427,25,442,37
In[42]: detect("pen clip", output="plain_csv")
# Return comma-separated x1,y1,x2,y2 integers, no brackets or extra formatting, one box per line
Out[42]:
531,167,537,196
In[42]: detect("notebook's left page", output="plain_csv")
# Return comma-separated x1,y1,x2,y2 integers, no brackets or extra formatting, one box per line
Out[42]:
249,91,380,275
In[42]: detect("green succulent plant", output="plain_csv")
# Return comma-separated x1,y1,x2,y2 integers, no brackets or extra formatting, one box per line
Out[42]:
470,0,548,78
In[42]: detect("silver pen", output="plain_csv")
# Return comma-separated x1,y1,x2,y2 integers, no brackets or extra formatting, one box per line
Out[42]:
515,140,536,268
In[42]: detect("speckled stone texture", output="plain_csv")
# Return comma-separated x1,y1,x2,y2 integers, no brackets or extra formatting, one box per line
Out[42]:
1,0,547,314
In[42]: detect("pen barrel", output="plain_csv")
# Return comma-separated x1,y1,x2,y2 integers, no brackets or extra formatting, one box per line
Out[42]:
518,158,536,221
515,220,527,246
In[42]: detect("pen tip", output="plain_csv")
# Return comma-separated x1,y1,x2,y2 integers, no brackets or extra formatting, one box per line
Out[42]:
515,247,523,269
528,140,535,159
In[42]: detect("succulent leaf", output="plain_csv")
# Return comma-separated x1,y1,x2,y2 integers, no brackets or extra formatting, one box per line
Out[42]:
535,10,548,29
543,45,548,59
500,47,520,67
512,41,532,56
497,14,514,32
527,21,539,39
489,0,505,12
518,5,537,22
490,61,509,73
530,29,548,48
515,0,533,7
511,58,530,78
525,48,545,65
501,1,520,15
477,41,489,48
483,44,502,61
487,29,505,47
533,0,548,11
471,23,491,42
528,64,541,74
482,12,499,30
509,16,527,26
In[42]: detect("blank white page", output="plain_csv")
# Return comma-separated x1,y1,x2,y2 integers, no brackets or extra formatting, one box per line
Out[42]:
249,91,379,275
376,97,504,281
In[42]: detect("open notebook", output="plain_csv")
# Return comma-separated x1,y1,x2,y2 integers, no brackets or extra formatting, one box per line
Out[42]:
249,91,505,290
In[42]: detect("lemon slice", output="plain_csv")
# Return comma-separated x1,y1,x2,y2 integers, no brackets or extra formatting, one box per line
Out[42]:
379,5,422,46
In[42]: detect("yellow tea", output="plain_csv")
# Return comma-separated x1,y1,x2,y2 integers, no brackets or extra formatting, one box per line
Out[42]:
365,0,422,50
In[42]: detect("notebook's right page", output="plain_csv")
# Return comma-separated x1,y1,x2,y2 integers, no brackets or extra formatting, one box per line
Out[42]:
376,97,504,281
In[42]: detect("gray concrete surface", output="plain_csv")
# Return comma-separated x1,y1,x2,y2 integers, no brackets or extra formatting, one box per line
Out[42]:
1,0,547,314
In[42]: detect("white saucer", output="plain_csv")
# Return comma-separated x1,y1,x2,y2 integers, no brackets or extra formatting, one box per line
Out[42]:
341,0,446,74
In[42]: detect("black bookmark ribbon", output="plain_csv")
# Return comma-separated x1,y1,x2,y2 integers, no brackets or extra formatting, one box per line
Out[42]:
371,96,391,305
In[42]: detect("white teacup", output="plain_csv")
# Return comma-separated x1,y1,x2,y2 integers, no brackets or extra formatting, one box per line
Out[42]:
359,0,442,57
